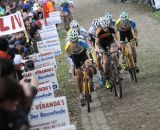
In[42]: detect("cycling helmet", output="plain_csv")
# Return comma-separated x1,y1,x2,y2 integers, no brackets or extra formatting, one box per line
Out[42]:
68,29,79,42
99,17,111,28
105,12,112,21
92,18,100,30
70,20,80,29
120,12,129,21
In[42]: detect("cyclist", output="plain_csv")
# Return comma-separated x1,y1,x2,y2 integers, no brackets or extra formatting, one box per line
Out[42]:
88,18,106,87
65,30,96,106
96,17,119,89
88,18,101,47
60,0,72,20
115,12,139,72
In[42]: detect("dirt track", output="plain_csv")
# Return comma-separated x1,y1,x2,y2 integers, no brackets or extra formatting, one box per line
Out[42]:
73,0,160,130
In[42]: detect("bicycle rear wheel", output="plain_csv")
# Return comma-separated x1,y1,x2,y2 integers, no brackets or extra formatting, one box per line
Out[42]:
114,78,122,98
132,68,137,83
109,66,117,97
85,79,91,112
113,69,122,98
128,69,134,81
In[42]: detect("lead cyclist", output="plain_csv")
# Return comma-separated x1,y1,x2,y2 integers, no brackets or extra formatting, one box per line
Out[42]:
115,12,139,73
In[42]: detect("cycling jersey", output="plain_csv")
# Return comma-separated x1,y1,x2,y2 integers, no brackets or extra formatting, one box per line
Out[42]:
65,40,90,56
60,2,71,15
115,19,136,41
88,27,96,40
96,27,115,50
111,20,116,28
115,19,136,32
65,40,89,68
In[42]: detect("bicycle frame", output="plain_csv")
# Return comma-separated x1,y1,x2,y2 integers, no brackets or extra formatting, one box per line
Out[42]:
82,66,91,96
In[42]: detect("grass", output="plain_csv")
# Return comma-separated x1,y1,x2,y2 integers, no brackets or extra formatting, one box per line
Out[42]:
153,11,160,20
55,30,83,130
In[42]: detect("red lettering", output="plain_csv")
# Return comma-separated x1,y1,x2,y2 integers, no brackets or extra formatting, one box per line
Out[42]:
37,86,51,92
61,100,65,105
23,73,32,78
14,14,22,27
0,18,10,31
11,16,15,30
35,101,62,110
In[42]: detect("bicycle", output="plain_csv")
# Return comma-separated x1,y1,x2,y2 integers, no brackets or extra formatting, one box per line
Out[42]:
99,48,123,98
121,40,137,83
73,58,93,112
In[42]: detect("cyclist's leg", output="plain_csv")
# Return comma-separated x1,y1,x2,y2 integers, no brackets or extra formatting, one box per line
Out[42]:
70,54,83,93
119,31,128,70
110,43,120,68
127,30,139,72
102,51,109,78
84,53,97,91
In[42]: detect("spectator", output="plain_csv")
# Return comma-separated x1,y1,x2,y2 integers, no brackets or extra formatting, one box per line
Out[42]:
47,0,55,13
0,37,11,60
23,0,31,11
0,4,5,16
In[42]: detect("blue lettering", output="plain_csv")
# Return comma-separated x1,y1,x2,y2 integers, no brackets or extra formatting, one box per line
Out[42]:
40,109,66,118
34,92,53,100
38,73,55,80
30,114,39,120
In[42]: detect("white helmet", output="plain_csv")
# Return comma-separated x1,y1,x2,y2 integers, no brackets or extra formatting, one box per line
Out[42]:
105,12,112,21
92,18,100,30
99,17,111,28
70,20,80,29
120,12,129,21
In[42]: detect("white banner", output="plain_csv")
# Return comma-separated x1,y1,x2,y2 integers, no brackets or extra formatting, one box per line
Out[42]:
0,12,25,36
52,125,76,130
22,65,59,90
37,38,61,56
34,83,54,101
29,96,70,130
48,11,62,25
29,50,57,69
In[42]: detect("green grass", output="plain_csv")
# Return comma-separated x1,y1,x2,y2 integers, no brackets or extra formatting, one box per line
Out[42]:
153,11,160,20
55,30,83,130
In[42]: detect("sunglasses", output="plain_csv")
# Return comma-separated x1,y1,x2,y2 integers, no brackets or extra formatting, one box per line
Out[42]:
122,19,128,23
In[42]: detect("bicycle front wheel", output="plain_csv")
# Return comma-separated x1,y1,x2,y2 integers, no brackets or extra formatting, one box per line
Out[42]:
85,79,91,112
114,78,122,98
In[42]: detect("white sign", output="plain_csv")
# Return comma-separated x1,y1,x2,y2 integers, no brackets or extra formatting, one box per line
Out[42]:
37,38,61,56
0,12,25,36
48,11,62,25
52,125,76,130
34,83,54,101
154,0,160,9
29,50,57,69
39,24,57,39
29,96,70,130
22,65,59,89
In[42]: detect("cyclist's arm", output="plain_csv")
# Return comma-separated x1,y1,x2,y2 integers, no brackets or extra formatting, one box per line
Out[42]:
95,29,102,49
113,27,121,45
131,20,138,39
95,37,101,49
132,27,138,39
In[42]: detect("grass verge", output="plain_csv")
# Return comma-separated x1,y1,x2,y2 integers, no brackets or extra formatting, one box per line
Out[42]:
153,11,160,20
55,30,83,130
